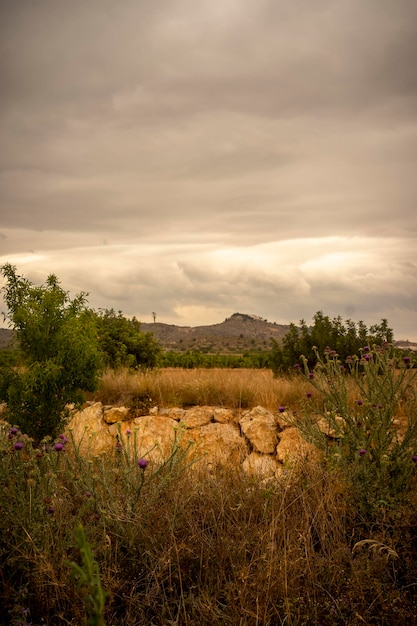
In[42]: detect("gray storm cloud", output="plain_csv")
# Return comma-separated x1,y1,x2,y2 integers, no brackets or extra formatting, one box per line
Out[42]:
1,0,416,339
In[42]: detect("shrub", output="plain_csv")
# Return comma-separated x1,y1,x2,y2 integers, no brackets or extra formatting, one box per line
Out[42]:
94,308,161,369
0,264,103,441
290,344,417,514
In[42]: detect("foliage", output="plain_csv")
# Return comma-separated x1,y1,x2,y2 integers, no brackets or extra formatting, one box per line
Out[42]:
288,345,417,514
1,417,417,624
67,524,108,626
158,349,271,369
94,308,161,369
270,310,394,373
0,264,102,441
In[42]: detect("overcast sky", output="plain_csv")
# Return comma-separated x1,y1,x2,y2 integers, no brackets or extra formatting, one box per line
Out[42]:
1,0,417,340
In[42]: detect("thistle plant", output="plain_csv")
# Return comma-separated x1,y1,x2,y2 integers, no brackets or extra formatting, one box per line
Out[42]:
292,345,417,512
66,524,107,626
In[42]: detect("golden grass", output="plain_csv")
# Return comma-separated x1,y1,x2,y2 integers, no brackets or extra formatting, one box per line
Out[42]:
92,367,315,412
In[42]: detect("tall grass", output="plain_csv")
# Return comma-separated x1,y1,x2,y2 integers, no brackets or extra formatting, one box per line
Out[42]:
2,364,417,625
92,367,315,412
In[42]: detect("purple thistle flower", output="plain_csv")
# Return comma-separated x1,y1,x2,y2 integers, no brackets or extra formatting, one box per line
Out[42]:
412,455,417,463
364,354,372,361
85,490,93,498
125,429,132,436
10,427,19,436
306,392,312,399
278,405,285,413
359,448,367,456
115,441,123,450
13,441,24,451
58,434,69,443
403,356,411,365
357,399,363,406
138,458,148,469
54,442,64,452
294,363,301,370
308,372,314,380
48,506,55,515
363,346,370,353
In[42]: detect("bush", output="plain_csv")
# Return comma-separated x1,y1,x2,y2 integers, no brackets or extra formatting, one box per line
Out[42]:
94,308,161,369
290,344,417,514
0,264,102,441
270,311,394,374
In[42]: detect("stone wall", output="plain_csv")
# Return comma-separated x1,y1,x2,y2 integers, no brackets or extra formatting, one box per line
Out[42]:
66,403,318,480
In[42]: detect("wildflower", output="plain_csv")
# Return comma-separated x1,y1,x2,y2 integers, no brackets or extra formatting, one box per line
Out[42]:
85,490,93,498
362,346,370,353
359,448,367,456
13,441,24,451
306,392,312,399
54,442,64,452
115,441,123,450
403,356,411,366
137,458,148,469
308,372,314,380
294,363,301,371
278,406,285,413
357,399,363,406
412,455,417,463
125,429,132,436
10,427,19,436
364,354,372,362
58,434,69,443
48,506,55,515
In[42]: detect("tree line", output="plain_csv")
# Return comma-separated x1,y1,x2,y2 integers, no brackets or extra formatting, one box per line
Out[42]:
0,264,411,441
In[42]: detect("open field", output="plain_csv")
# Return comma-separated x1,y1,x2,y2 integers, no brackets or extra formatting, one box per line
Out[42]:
2,363,417,625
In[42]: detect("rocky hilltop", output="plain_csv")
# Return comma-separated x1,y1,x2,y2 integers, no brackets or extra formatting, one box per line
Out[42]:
140,313,290,353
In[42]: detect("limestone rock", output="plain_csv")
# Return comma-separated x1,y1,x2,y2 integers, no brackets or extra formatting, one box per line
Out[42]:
103,406,131,424
316,415,345,439
66,402,114,456
159,407,186,421
242,452,282,479
239,406,279,454
276,427,318,464
187,422,248,467
180,406,214,428
129,415,179,463
213,408,235,423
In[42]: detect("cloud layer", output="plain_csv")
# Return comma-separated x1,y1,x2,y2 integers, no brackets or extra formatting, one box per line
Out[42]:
1,0,417,339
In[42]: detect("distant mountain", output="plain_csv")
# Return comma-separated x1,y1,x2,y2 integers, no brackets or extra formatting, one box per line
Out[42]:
1,314,416,354
140,313,291,353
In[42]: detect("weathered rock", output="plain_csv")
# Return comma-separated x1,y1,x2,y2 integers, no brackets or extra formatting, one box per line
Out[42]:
242,452,282,479
180,406,214,428
159,407,186,421
316,415,345,439
187,422,248,467
103,406,131,424
213,408,235,423
239,406,279,454
276,427,318,464
128,415,179,463
66,402,114,456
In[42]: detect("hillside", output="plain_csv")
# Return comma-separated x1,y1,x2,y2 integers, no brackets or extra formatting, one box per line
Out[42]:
1,313,416,354
140,313,291,353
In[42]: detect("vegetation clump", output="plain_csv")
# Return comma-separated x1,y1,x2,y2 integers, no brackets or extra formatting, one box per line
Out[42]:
0,264,102,441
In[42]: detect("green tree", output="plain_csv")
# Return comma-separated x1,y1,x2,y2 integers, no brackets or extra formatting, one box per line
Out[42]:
270,311,394,374
94,309,161,369
0,264,102,441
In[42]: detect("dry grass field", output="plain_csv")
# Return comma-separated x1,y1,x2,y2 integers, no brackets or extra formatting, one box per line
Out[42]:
93,367,323,412
2,360,417,625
